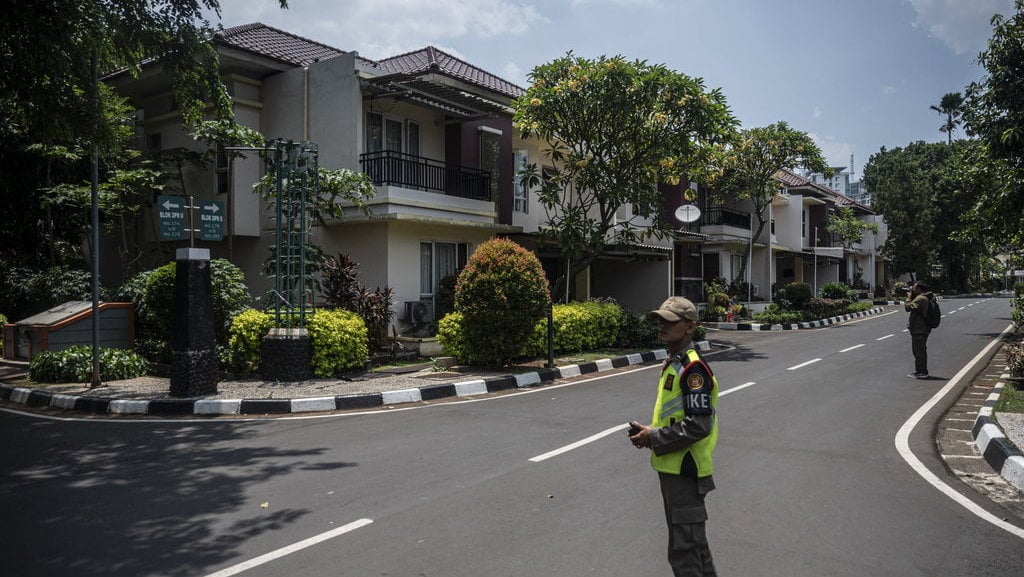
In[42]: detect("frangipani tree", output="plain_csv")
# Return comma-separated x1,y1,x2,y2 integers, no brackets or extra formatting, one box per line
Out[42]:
716,122,830,284
514,53,738,301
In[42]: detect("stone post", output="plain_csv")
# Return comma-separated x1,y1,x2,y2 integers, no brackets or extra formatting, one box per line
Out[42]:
169,248,218,397
260,327,312,382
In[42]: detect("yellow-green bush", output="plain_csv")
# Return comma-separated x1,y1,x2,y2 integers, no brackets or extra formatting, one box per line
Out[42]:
225,309,273,374
436,311,470,361
308,309,368,377
438,301,625,361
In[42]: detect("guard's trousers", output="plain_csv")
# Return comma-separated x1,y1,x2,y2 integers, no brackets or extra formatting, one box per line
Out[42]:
911,333,929,374
659,472,716,577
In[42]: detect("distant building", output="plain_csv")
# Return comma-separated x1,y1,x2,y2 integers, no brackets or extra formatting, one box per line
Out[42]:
803,166,871,206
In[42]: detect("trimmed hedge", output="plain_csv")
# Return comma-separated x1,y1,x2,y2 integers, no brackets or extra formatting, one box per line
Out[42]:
29,345,149,383
225,309,274,374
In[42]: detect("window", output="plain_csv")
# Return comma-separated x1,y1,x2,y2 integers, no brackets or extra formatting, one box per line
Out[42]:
366,113,383,152
479,129,501,200
420,241,470,298
215,144,228,195
513,149,529,213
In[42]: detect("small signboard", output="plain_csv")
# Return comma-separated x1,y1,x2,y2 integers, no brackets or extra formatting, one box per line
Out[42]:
199,200,225,241
157,195,185,240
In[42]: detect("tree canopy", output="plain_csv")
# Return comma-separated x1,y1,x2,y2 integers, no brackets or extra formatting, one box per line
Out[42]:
863,141,988,291
961,0,1024,247
513,53,737,300
715,121,830,282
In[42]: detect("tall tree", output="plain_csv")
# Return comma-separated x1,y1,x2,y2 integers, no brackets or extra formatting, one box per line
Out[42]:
514,53,738,301
715,122,830,283
930,92,965,145
0,0,289,268
864,140,987,291
962,0,1024,247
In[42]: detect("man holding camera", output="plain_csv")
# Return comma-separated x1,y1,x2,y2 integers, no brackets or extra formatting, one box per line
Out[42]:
905,281,934,379
629,296,719,577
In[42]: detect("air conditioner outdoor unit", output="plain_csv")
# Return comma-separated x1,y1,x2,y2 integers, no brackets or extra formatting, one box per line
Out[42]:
405,300,435,324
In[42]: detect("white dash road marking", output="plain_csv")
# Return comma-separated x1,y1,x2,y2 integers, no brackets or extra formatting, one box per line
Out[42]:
202,518,374,577
840,344,865,353
876,334,895,341
530,424,628,462
530,381,758,463
787,359,821,371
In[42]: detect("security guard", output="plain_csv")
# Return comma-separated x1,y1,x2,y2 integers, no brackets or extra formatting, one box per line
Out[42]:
629,296,718,577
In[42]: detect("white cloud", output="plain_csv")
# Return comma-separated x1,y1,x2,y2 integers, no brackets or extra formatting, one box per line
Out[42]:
502,61,526,86
813,106,822,119
907,0,1014,55
882,85,897,95
809,133,856,169
215,0,547,59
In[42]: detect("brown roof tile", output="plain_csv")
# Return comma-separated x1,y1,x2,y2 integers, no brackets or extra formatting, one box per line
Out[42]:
376,46,524,98
215,23,350,67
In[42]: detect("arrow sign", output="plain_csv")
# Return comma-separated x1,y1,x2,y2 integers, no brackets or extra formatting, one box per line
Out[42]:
199,200,225,241
156,195,185,240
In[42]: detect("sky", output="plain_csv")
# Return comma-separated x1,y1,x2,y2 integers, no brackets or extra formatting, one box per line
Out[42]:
205,0,1016,181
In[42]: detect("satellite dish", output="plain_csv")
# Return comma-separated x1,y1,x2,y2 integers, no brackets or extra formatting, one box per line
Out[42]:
674,204,701,223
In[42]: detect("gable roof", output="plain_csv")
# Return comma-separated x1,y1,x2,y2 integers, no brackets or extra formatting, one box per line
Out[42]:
775,169,873,214
375,46,524,99
215,22,372,67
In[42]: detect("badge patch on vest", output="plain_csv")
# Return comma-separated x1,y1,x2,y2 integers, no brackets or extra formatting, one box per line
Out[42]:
682,362,713,416
687,373,705,390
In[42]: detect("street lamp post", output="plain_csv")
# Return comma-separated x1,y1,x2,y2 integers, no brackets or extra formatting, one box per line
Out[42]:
813,226,818,296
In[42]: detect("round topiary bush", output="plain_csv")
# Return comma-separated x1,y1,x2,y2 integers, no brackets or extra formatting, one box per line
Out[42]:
225,309,274,374
307,309,369,376
454,238,550,366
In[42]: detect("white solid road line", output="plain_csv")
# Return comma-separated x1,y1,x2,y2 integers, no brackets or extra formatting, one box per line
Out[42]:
840,344,865,353
202,518,374,577
787,358,821,371
895,322,1024,540
876,334,895,341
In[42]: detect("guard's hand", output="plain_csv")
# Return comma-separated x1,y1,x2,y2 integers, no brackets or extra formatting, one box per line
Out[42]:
628,421,652,449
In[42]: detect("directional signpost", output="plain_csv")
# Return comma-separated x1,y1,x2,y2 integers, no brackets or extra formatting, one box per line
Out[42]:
157,195,186,240
199,200,225,241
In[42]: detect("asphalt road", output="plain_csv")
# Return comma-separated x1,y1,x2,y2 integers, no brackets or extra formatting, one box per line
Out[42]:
2,297,1022,576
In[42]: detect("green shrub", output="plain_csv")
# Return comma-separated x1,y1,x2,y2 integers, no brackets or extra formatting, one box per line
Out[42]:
701,305,726,322
1015,282,1024,297
436,312,470,360
454,238,550,366
308,309,368,376
1012,296,1024,330
778,282,813,309
693,325,708,342
819,282,852,300
844,301,873,313
753,304,802,325
29,345,149,383
522,300,623,357
616,309,659,350
0,262,98,322
803,297,851,320
225,309,274,374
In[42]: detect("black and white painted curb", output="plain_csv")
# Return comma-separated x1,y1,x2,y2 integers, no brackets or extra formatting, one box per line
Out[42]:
705,306,885,332
0,348,695,417
972,375,1024,492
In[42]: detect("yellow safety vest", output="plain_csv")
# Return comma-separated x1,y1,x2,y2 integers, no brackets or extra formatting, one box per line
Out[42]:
650,348,719,477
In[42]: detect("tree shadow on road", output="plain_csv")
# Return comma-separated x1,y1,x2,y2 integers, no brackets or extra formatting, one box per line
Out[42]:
0,417,358,577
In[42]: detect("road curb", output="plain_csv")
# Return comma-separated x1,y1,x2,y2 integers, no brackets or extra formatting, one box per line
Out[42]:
0,350,669,417
705,306,886,332
972,375,1024,493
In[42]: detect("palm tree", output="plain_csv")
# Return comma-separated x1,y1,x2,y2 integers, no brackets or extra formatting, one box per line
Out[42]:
930,92,965,145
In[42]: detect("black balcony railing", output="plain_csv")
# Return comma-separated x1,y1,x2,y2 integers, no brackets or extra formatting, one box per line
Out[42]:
703,206,752,230
359,150,492,201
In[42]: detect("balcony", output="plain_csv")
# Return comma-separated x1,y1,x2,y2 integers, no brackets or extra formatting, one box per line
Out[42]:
359,150,491,201
703,207,752,229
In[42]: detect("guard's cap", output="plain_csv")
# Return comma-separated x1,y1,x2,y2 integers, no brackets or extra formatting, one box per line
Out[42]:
649,296,698,322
